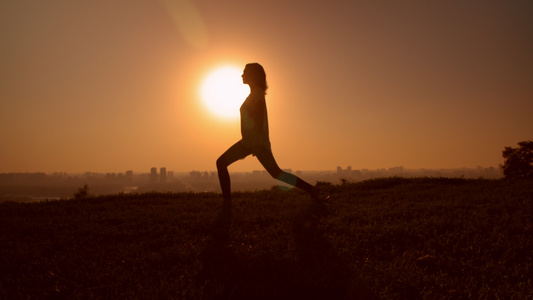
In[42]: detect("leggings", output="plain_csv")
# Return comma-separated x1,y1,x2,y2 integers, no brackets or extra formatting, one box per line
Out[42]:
216,140,315,202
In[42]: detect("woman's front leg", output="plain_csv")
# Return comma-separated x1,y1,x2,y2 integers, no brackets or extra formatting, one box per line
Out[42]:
216,141,251,207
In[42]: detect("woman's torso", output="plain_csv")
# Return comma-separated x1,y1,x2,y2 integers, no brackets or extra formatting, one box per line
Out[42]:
240,91,270,151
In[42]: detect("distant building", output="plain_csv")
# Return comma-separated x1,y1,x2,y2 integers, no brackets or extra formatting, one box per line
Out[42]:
160,167,167,183
337,166,351,176
124,170,133,184
125,170,133,183
150,167,157,185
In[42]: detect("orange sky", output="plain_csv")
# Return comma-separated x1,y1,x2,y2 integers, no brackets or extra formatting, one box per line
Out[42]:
1,1,532,173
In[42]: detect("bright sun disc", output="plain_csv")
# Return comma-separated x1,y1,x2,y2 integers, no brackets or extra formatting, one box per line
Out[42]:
200,66,250,119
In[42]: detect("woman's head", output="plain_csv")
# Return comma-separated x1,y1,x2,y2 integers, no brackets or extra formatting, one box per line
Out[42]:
242,63,268,93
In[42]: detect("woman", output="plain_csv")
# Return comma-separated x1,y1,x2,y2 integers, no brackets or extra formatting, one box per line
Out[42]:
216,63,318,207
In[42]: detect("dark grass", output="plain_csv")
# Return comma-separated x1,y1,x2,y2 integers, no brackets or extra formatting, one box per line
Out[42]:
0,178,531,299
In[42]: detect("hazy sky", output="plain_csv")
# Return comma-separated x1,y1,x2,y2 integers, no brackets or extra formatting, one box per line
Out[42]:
1,0,532,173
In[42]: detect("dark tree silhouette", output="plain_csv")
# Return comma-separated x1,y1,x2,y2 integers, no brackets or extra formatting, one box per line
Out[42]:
74,184,89,199
502,140,533,179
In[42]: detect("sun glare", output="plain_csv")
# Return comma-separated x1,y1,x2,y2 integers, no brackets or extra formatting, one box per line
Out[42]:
200,66,250,119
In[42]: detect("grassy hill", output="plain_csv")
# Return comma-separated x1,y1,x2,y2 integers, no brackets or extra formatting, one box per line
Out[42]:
1,177,531,299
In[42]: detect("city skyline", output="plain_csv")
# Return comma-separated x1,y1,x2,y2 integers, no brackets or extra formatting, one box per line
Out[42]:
0,163,503,178
1,164,503,203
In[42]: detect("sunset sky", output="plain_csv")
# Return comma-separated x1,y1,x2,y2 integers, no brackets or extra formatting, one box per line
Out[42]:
1,0,532,174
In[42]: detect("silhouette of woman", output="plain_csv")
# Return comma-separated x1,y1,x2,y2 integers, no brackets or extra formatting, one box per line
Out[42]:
216,63,319,207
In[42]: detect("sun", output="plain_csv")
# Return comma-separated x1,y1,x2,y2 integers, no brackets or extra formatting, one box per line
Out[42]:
200,66,250,119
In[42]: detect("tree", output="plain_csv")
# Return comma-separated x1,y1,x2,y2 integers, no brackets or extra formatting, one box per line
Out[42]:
502,140,533,179
74,184,90,199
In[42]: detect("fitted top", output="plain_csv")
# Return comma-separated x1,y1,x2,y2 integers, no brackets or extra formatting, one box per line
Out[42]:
239,90,271,151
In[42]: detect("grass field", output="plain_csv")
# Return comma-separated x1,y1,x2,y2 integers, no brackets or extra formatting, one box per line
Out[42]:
1,177,531,299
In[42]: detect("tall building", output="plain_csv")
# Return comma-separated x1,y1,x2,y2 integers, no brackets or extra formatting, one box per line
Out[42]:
160,167,167,183
150,167,157,185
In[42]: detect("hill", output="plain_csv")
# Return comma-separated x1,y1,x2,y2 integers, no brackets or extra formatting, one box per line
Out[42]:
1,177,531,299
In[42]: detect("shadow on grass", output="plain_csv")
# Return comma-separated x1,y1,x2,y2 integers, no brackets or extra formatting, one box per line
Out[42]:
199,202,376,299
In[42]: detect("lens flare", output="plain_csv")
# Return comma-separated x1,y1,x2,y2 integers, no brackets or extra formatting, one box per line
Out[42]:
159,0,208,49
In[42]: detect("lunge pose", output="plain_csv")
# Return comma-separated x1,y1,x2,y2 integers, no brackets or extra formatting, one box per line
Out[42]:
216,63,318,207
